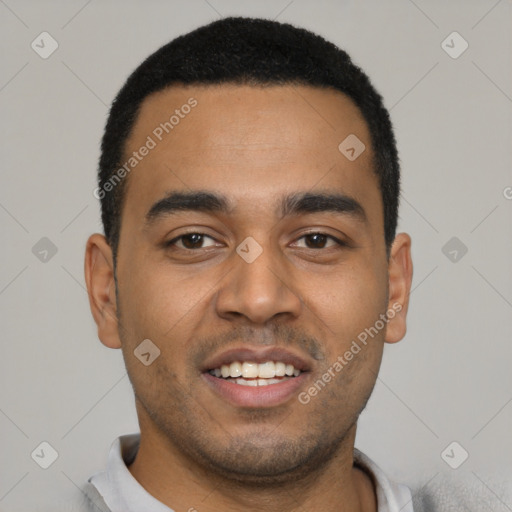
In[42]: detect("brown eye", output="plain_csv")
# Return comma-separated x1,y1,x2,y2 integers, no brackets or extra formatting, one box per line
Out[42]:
295,233,344,249
167,233,217,250
305,234,328,249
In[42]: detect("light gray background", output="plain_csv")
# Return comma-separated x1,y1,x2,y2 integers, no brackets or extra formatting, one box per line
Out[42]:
1,0,511,510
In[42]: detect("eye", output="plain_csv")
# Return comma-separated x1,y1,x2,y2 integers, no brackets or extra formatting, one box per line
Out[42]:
293,232,346,249
166,233,218,250
164,231,346,252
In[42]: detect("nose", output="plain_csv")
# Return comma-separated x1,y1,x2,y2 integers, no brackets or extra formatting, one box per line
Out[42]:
215,238,303,325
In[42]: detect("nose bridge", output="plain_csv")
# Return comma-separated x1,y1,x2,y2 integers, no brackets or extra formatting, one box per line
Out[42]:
216,235,302,324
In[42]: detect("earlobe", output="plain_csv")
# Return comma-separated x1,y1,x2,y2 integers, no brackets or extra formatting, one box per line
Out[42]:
84,233,122,349
385,233,413,344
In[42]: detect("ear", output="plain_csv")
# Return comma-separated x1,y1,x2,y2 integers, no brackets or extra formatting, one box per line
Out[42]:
84,233,122,349
385,232,413,344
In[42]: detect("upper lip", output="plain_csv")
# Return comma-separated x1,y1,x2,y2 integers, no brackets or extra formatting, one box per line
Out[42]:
202,346,312,373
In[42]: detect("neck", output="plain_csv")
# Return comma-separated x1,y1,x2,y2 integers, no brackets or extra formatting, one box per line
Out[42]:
128,412,376,512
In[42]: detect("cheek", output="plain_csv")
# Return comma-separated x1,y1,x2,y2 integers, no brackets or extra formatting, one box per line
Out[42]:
117,259,215,345
306,264,387,340
116,264,201,393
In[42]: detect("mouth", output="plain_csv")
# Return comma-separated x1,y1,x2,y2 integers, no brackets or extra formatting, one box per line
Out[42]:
208,360,301,386
201,347,311,407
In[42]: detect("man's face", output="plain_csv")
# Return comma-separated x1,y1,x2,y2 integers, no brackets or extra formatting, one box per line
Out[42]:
88,84,410,481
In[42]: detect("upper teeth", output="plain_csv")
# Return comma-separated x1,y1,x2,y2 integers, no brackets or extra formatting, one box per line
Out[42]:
210,361,301,379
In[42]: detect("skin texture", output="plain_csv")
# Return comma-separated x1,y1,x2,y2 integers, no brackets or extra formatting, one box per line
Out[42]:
85,84,413,512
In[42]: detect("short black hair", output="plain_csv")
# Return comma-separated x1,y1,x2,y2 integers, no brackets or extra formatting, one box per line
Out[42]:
97,16,400,262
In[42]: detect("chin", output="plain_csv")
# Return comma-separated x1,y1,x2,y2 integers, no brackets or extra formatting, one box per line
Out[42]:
190,430,347,486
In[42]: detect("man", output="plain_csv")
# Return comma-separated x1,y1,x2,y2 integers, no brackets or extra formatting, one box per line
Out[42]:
78,15,424,512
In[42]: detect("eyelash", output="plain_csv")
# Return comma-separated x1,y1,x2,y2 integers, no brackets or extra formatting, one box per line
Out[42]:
164,232,347,251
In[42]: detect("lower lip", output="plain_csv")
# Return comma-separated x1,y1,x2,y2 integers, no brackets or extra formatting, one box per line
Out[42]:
202,373,308,408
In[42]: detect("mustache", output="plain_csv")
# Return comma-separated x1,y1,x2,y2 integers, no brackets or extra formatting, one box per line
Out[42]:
190,324,325,368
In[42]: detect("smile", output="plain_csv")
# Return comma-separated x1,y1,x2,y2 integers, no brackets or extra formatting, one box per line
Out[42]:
204,361,308,407
208,361,301,386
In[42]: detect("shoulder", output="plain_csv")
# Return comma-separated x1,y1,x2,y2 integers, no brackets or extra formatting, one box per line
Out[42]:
410,470,512,512
42,482,111,512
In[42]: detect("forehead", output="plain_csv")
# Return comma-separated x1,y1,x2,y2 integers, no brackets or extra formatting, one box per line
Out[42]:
127,83,369,153
120,83,380,228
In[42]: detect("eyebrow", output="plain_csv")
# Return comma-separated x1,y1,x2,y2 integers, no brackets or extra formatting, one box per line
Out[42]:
144,190,367,225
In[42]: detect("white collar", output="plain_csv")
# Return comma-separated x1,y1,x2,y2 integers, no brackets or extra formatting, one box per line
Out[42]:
89,434,171,512
353,447,414,511
89,434,413,512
